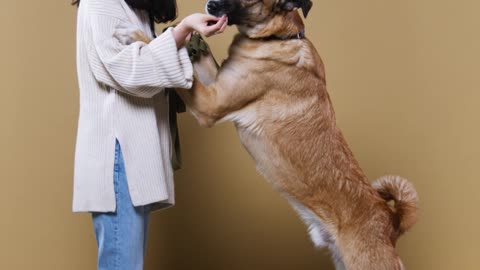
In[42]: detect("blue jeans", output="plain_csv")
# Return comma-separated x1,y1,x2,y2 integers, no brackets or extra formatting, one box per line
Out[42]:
91,139,152,270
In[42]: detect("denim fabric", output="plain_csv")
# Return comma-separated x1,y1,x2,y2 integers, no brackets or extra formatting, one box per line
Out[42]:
91,139,151,270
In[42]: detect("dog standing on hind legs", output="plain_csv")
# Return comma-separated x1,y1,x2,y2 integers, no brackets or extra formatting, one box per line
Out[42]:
117,0,419,268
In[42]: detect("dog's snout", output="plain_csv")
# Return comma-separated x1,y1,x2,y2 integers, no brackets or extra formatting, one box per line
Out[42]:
206,1,220,15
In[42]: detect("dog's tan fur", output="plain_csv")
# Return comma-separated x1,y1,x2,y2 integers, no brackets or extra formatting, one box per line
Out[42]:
125,1,418,268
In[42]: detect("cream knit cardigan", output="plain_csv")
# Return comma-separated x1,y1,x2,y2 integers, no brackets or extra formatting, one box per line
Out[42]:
72,0,193,213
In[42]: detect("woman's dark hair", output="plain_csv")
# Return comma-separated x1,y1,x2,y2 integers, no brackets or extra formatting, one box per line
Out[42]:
71,0,177,23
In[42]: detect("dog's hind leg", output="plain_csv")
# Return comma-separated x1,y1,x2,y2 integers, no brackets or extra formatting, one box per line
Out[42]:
339,241,404,270
285,196,332,248
333,258,346,270
329,245,346,270
285,196,347,270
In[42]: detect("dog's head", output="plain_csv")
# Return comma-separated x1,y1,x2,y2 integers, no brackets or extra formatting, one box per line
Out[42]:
206,0,313,36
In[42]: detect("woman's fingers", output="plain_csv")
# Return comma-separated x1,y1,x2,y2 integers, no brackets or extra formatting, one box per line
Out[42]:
214,22,227,35
203,14,222,22
204,15,227,36
217,17,228,34
215,15,227,28
185,14,228,37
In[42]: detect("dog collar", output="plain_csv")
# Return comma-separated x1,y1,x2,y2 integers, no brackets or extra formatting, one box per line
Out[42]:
258,29,306,41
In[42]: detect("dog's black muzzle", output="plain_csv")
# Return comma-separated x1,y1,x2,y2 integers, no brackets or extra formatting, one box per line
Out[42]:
206,0,239,25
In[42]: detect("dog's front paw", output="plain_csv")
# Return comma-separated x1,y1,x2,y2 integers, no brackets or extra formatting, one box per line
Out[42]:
186,33,211,63
114,22,151,45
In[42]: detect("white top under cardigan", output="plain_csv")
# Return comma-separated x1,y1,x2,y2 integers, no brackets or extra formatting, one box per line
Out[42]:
72,0,193,213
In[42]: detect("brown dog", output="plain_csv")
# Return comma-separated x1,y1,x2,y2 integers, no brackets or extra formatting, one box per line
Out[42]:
119,1,419,269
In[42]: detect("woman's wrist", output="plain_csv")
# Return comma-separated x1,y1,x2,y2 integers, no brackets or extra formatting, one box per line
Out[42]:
172,20,193,48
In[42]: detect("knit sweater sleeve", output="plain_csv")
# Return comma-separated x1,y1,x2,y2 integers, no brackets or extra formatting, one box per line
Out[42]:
87,13,193,98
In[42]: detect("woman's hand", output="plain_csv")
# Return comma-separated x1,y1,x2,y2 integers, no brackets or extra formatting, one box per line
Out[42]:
173,14,228,48
183,13,228,37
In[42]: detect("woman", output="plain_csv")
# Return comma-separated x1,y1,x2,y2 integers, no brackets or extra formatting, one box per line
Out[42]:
71,0,226,269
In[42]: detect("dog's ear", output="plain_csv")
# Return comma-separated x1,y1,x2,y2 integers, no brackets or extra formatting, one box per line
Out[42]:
278,0,313,18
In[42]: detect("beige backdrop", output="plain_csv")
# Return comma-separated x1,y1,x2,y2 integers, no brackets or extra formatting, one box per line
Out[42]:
1,0,479,269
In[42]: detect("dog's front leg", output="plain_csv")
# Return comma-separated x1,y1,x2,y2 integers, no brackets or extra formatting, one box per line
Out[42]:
177,59,268,128
176,79,221,127
193,53,219,86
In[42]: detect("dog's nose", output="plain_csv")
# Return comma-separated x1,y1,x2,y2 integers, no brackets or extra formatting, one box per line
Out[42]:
207,1,220,15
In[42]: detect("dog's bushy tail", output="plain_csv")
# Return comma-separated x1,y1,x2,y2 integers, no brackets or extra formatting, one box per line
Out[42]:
372,175,419,235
